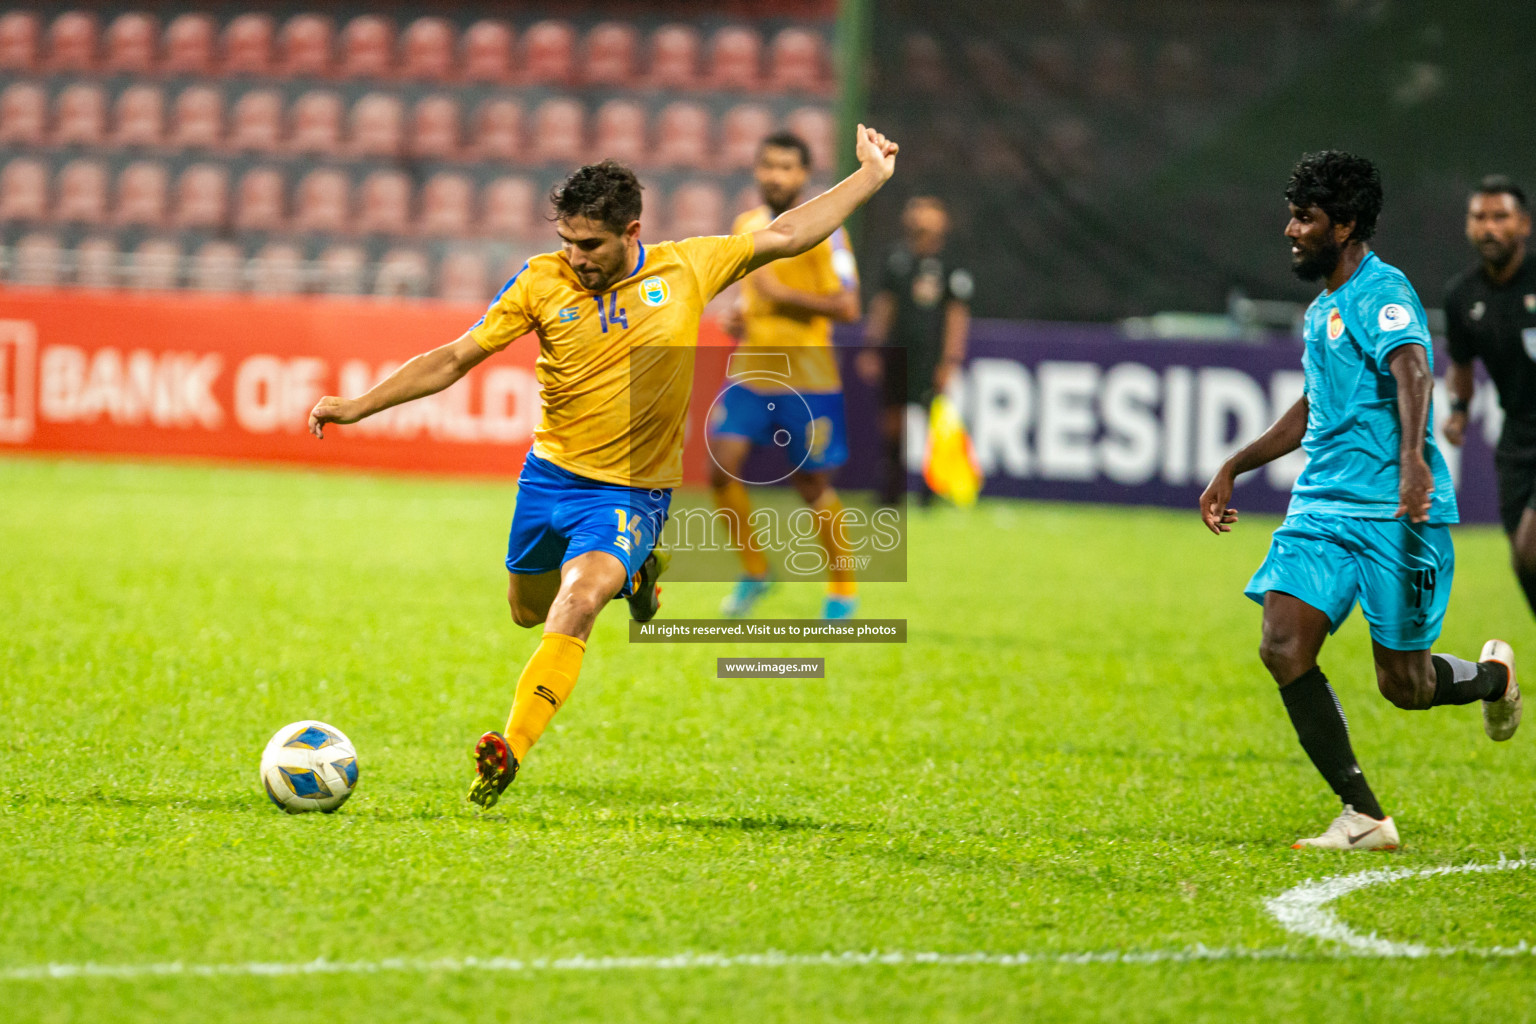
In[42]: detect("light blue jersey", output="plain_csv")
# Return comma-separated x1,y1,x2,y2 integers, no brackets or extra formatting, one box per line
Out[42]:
1290,251,1458,524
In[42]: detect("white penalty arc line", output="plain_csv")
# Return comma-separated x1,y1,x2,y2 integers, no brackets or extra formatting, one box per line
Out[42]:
1264,856,1535,958
3,859,1531,983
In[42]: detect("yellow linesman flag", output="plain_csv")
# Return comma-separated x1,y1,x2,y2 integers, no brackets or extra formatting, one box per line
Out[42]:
922,394,983,507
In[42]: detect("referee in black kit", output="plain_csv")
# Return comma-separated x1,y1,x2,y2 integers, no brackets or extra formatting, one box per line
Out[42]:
859,196,974,505
1444,175,1536,615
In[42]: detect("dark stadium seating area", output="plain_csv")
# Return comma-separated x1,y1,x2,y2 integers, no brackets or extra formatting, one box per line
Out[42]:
0,8,836,300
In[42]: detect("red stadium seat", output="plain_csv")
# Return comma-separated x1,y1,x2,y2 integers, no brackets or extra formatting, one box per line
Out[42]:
786,106,833,172
470,98,522,162
54,159,108,224
340,15,394,80
294,168,350,234
221,14,274,76
278,14,333,79
481,176,536,239
162,13,216,77
529,98,585,166
44,11,98,73
250,241,304,295
437,250,488,303
409,95,460,159
401,17,455,82
462,20,513,84
768,28,827,93
731,182,760,218
290,90,343,155
0,157,48,222
667,182,725,238
0,12,40,73
75,235,119,289
0,82,47,147
355,169,411,235
228,89,283,153
584,22,637,87
112,85,165,148
374,247,429,297
316,243,366,295
419,172,474,238
12,232,64,286
720,104,774,170
172,163,228,230
169,85,222,150
104,12,157,76
653,102,711,169
647,24,699,90
592,99,647,165
233,166,285,231
191,240,244,292
52,82,107,147
115,161,170,228
706,26,762,91
128,237,180,291
348,92,403,158
522,20,575,86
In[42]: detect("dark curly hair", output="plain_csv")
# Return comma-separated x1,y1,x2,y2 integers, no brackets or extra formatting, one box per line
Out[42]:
550,160,644,233
1284,151,1383,243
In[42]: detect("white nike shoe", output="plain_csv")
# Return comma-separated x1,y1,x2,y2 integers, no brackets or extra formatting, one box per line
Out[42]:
1480,639,1520,742
1292,805,1400,851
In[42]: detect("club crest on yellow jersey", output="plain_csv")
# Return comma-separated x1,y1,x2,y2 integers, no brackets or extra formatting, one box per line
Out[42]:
640,276,672,307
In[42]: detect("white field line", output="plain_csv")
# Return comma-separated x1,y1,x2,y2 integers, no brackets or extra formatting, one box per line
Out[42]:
3,859,1531,983
1264,856,1535,957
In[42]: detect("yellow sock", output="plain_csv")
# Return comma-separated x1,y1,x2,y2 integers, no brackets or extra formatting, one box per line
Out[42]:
714,479,769,578
504,631,586,762
813,490,858,598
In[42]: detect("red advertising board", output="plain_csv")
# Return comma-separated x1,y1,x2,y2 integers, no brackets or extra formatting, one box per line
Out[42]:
0,288,731,483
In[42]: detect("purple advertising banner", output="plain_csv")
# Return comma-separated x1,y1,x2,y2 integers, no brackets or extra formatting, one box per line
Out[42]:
831,320,1504,524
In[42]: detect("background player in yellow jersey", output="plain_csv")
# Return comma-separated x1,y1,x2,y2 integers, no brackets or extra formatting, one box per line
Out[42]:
307,125,899,808
711,131,864,619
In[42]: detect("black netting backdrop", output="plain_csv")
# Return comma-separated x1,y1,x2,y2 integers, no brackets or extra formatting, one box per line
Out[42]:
858,0,1536,321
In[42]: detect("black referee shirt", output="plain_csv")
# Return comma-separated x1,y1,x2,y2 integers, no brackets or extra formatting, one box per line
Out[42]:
878,247,974,404
1446,254,1536,435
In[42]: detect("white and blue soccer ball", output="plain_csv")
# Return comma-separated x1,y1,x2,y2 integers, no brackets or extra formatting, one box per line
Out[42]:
260,720,359,814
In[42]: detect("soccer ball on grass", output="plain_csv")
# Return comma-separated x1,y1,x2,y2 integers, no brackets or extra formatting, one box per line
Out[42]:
260,720,359,813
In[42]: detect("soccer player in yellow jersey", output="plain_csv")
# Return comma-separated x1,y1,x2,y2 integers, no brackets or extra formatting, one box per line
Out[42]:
711,131,864,619
307,124,899,808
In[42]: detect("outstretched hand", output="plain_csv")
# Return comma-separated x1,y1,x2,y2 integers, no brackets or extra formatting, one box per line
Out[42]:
308,396,359,439
1199,468,1240,535
855,124,898,182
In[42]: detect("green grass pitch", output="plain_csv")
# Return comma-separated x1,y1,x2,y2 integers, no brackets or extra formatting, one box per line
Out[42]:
2,455,1533,1022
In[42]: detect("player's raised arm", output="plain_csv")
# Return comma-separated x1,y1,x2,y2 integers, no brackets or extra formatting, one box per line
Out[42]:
308,333,492,439
746,124,897,272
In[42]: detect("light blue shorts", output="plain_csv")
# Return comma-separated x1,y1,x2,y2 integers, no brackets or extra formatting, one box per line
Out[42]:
1245,513,1455,651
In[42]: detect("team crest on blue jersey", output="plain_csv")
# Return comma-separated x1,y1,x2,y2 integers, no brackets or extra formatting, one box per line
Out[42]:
1326,308,1344,340
640,276,671,307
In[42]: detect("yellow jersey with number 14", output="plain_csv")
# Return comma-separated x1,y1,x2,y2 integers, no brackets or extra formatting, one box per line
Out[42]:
731,206,858,395
470,233,755,489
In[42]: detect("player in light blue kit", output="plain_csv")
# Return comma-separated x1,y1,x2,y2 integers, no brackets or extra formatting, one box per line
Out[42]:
1200,151,1521,851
